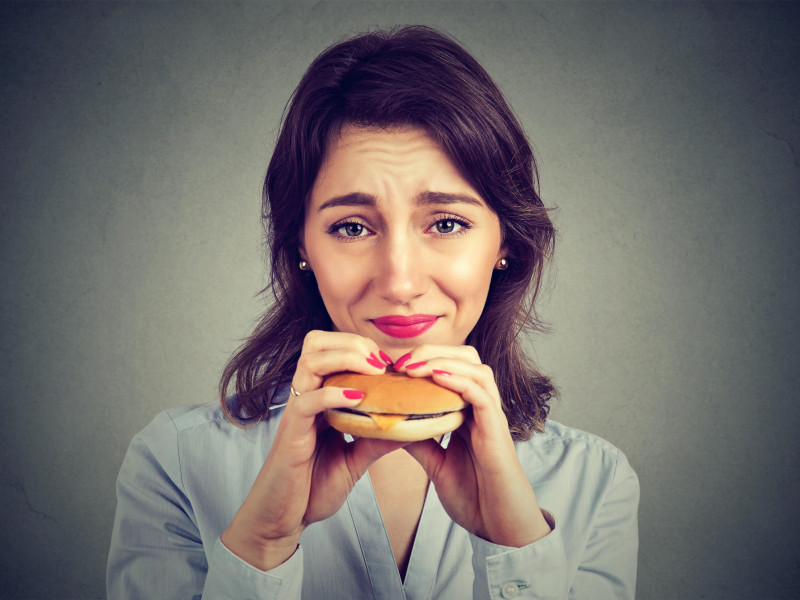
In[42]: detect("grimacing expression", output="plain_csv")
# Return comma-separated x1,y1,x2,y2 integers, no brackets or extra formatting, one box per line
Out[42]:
301,125,505,358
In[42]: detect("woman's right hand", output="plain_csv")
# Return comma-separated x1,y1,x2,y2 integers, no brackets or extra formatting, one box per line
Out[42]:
220,330,403,571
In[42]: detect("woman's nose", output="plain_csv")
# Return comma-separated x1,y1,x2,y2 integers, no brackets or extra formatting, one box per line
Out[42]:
373,234,429,305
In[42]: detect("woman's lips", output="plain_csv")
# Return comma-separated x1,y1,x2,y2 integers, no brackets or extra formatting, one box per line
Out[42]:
372,315,439,338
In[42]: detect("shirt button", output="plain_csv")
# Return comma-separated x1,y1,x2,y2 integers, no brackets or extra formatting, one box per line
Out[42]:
501,581,520,598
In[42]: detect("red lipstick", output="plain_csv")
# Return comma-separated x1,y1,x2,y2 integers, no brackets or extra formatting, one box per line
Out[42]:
372,314,438,338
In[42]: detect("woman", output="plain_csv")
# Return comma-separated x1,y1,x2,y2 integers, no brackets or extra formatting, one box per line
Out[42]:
108,26,638,599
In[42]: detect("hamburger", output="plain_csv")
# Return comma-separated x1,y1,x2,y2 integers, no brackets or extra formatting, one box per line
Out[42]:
322,370,467,441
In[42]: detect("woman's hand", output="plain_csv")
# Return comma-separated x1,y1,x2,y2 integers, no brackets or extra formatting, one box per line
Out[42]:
221,331,404,571
397,345,553,548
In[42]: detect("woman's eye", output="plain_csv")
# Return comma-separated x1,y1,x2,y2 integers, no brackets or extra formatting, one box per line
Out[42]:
430,218,468,235
343,223,364,236
331,221,370,238
435,219,458,234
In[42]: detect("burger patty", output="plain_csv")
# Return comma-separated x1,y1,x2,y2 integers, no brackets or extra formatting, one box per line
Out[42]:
332,407,453,420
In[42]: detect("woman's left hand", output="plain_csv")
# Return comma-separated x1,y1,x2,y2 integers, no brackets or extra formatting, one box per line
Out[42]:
398,345,553,547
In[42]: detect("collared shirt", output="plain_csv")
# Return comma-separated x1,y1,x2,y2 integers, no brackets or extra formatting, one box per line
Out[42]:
107,392,638,599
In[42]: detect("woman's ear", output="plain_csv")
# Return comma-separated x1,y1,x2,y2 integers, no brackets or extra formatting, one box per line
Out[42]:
297,232,312,271
494,245,509,271
496,243,508,263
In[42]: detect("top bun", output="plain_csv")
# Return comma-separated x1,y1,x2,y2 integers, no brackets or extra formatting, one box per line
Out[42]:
323,371,466,414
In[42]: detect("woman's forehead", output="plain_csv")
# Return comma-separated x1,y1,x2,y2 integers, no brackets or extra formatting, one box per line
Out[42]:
311,125,485,206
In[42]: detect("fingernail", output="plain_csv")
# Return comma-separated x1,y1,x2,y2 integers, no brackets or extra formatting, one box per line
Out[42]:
433,369,451,376
379,350,393,365
367,353,385,369
394,353,412,369
406,361,427,370
343,389,364,400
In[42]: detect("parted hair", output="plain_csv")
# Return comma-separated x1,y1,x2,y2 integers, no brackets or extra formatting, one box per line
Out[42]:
220,25,556,440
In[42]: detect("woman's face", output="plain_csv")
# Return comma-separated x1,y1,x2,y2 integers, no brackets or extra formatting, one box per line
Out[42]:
301,125,504,357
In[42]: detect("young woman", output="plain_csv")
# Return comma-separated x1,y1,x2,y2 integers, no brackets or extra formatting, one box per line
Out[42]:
108,26,639,599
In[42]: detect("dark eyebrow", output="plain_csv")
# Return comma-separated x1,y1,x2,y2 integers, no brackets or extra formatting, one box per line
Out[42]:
317,190,483,212
415,191,484,207
317,193,375,212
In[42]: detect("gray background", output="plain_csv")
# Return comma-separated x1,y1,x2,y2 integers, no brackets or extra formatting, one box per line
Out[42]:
1,1,798,598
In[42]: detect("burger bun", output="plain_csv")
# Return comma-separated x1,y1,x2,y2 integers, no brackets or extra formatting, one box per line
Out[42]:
322,371,466,441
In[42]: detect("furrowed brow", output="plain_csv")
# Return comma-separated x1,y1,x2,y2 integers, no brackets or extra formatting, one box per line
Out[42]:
415,191,484,207
317,192,376,212
316,191,483,212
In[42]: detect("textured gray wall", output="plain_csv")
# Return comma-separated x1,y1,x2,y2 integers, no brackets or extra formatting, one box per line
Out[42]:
1,2,798,598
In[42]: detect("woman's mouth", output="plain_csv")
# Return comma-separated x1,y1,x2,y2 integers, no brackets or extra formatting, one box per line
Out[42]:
371,315,439,338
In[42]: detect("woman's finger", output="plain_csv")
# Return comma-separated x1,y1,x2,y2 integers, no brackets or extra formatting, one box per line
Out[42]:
402,438,447,479
402,360,517,472
277,386,365,447
345,437,410,480
290,386,366,418
292,347,387,394
300,330,386,361
430,372,509,437
403,358,503,412
393,344,482,370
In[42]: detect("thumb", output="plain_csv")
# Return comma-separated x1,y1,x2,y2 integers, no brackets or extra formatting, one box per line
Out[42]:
403,438,446,480
346,437,408,480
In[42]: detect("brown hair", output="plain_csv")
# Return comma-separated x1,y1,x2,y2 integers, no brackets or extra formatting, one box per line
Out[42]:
220,26,556,440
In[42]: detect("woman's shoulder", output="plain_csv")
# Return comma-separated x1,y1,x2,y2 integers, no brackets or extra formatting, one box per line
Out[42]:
137,390,290,438
133,401,231,441
536,419,624,452
517,419,637,483
121,401,283,491
122,403,231,469
129,400,285,462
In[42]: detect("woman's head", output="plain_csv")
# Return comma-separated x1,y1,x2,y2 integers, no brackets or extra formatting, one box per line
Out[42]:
224,26,556,437
301,123,505,356
267,26,553,346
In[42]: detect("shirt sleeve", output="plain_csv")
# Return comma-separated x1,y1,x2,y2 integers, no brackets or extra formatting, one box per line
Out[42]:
470,448,639,600
203,538,304,599
568,449,639,600
470,511,569,600
106,412,304,600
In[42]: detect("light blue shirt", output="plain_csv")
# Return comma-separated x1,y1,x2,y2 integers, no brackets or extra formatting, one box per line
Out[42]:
107,390,638,599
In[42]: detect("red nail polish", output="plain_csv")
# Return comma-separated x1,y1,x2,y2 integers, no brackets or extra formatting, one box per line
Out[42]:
394,353,412,369
367,354,384,369
406,361,427,370
433,369,451,376
343,389,364,400
379,350,393,365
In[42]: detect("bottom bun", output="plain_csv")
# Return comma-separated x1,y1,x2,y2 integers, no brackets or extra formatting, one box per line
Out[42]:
323,408,465,442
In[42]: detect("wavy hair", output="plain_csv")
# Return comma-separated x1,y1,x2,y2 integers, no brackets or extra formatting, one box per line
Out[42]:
220,26,556,440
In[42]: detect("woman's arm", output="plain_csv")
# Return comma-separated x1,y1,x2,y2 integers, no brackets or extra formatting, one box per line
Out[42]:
109,331,403,597
106,412,302,599
398,345,638,599
400,345,553,546
467,448,639,600
568,449,639,599
469,520,568,600
220,331,403,571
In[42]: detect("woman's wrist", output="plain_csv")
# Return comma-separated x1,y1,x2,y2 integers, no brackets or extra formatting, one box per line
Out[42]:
482,503,554,548
517,509,554,545
221,522,301,572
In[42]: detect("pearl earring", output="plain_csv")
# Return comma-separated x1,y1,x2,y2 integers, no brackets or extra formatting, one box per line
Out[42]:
299,260,311,271
495,258,509,271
